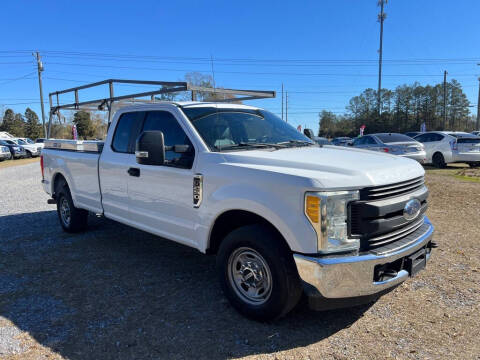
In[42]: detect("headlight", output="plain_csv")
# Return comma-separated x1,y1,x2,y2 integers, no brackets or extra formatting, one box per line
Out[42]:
305,190,359,254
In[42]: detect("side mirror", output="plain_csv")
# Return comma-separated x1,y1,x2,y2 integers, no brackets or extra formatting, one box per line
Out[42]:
135,130,165,165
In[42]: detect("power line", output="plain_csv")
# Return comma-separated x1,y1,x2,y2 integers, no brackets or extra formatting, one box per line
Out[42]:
42,62,477,77
0,72,36,86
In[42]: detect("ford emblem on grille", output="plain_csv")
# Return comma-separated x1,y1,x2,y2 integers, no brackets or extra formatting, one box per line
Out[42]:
403,199,421,221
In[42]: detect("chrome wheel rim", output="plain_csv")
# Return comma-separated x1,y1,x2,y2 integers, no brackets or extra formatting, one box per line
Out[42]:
227,247,272,305
60,197,71,226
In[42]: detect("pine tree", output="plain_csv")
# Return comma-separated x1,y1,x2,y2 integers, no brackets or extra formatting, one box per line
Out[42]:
73,111,95,139
24,108,43,139
0,109,15,133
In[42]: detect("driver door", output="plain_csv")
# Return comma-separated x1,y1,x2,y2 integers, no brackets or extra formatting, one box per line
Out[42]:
127,110,199,248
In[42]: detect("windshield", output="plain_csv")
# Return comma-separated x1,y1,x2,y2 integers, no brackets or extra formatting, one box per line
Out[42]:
375,133,416,143
16,139,27,145
25,138,34,144
4,140,15,145
182,107,314,151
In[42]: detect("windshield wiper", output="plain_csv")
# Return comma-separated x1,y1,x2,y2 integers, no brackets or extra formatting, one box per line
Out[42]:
215,142,287,151
276,140,316,147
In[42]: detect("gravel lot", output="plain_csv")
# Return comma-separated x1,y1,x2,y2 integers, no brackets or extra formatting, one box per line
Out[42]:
0,162,479,360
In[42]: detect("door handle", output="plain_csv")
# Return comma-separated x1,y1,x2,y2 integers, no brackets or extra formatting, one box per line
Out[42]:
128,167,140,177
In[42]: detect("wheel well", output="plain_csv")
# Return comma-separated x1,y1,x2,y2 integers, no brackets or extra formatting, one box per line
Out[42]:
52,173,67,198
207,210,289,255
433,151,444,159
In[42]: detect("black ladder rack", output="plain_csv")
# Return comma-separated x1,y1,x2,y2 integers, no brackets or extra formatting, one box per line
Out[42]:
47,79,276,138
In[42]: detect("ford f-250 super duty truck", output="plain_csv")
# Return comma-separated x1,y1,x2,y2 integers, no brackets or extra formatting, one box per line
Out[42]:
41,97,435,321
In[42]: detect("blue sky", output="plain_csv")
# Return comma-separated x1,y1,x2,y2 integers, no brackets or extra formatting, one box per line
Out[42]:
1,0,479,133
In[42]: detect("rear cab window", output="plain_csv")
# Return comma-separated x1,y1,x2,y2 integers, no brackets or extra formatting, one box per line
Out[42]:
111,111,145,153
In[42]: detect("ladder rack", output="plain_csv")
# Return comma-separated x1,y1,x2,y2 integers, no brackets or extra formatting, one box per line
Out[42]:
47,79,276,138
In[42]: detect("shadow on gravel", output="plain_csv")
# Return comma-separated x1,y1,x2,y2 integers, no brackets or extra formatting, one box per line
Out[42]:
0,210,372,360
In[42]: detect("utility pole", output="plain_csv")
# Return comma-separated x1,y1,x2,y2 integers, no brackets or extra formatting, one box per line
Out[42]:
477,77,480,130
285,91,288,123
33,52,47,137
443,70,448,130
281,83,284,121
377,0,387,114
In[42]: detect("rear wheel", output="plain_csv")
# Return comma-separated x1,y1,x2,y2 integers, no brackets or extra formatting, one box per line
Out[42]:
216,224,302,321
55,179,88,233
432,152,446,168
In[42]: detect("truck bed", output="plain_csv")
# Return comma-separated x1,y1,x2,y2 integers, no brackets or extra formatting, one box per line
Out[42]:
42,140,103,214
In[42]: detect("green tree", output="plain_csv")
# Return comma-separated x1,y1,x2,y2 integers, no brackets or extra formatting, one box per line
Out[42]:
318,110,337,137
73,111,95,139
24,108,43,139
0,109,15,133
1,109,25,136
342,80,473,135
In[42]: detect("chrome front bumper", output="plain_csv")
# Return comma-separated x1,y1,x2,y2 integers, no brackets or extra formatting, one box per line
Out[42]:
293,217,434,300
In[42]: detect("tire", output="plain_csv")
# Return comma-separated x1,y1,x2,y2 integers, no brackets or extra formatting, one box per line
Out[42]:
25,151,32,158
216,224,302,321
55,179,88,233
468,162,480,168
432,152,446,168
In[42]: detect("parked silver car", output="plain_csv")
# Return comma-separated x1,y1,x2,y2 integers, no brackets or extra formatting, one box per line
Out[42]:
351,133,426,163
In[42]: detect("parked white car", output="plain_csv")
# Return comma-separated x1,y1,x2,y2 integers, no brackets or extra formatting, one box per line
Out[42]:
413,131,480,168
10,138,42,157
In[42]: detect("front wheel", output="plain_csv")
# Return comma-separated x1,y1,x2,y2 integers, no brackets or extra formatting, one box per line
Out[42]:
216,224,302,321
55,180,88,233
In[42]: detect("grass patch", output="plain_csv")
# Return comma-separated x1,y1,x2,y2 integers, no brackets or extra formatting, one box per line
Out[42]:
0,157,40,169
453,175,480,183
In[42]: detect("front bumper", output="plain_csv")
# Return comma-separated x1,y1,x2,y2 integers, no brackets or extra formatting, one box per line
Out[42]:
294,217,434,308
13,151,26,158
0,152,11,160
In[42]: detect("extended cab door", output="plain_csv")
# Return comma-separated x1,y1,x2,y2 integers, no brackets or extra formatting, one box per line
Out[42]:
127,109,199,248
99,111,145,222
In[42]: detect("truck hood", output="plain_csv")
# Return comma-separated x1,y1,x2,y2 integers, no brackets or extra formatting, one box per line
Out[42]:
220,145,425,189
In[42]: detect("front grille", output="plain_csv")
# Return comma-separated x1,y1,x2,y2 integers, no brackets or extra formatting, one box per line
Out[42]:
368,216,424,249
350,176,429,253
360,176,425,201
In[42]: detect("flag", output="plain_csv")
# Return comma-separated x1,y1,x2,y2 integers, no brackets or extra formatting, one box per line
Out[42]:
420,122,426,133
360,124,366,136
297,125,302,132
72,124,78,140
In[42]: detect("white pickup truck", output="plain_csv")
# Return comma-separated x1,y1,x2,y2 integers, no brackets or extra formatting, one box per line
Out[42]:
41,101,435,320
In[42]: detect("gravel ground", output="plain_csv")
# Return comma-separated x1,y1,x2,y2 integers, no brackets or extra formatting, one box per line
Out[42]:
0,162,479,360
